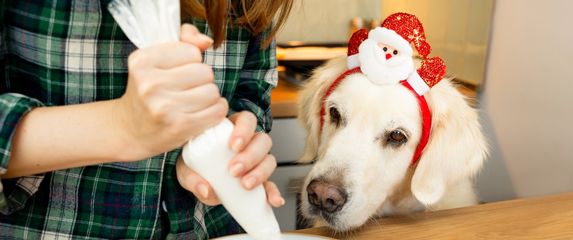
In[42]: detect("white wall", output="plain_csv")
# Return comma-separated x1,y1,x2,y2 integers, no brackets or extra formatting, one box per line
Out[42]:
476,0,573,202
276,0,381,44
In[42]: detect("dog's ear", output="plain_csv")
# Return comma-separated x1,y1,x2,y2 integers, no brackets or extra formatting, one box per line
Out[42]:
411,81,488,206
297,57,348,163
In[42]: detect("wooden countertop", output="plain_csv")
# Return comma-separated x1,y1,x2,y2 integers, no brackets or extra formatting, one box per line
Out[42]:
270,79,302,118
292,192,573,239
271,79,478,118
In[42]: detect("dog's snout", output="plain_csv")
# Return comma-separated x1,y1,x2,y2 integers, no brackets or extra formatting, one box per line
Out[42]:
307,179,347,213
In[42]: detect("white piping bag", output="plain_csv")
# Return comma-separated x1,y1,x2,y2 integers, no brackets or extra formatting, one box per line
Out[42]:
183,119,282,240
108,1,281,239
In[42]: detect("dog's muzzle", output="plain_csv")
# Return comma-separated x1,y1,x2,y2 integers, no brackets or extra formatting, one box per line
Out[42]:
306,179,348,215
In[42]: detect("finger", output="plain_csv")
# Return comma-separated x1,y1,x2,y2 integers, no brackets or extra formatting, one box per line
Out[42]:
183,98,229,138
174,83,221,113
228,111,257,152
228,132,272,177
241,154,277,190
181,23,199,35
176,156,222,206
131,42,202,69
161,63,215,90
264,181,285,208
193,182,221,206
180,24,213,51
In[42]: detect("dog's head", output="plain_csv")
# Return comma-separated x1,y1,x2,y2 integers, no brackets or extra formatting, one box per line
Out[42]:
297,57,487,231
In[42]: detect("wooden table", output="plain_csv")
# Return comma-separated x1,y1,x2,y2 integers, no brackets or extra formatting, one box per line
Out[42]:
293,192,573,239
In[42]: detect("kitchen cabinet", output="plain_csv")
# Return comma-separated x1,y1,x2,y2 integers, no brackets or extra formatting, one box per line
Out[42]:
270,118,306,164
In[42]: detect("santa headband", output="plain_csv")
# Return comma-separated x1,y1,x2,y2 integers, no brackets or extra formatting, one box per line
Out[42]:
320,13,446,166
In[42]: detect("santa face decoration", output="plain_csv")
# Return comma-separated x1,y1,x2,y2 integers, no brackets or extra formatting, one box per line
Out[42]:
358,27,415,85
345,13,446,95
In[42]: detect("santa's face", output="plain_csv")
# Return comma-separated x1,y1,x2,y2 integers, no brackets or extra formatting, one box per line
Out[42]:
378,43,399,61
358,39,414,85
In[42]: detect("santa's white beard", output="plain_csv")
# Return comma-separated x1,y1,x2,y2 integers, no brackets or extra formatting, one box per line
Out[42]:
358,39,414,85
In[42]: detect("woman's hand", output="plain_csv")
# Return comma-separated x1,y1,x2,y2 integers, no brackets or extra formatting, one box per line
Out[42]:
176,111,285,207
115,24,227,160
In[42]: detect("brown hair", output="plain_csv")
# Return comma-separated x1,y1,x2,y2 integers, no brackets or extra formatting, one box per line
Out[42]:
181,0,294,48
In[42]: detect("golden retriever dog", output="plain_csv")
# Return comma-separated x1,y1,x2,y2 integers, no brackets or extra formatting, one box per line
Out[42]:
297,57,488,231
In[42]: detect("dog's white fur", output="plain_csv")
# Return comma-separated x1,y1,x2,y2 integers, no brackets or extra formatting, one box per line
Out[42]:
297,57,488,231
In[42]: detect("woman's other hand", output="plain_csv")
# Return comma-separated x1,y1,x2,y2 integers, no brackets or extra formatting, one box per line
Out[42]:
176,111,285,207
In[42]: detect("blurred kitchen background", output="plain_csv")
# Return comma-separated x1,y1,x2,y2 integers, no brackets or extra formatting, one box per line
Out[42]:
268,0,573,231
277,0,493,86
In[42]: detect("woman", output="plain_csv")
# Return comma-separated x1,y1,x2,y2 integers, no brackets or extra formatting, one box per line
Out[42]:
0,0,293,238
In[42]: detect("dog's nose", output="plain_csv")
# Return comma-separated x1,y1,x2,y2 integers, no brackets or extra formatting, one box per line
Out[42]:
307,179,347,213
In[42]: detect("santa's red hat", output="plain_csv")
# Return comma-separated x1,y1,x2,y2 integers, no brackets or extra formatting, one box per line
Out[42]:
381,13,431,59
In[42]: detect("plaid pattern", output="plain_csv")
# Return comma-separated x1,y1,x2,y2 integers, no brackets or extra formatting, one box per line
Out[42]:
0,0,277,239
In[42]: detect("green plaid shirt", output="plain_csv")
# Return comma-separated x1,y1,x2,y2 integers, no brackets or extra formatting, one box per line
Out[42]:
0,0,277,239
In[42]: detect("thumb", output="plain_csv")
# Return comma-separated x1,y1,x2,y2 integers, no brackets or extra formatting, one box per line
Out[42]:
175,156,221,206
180,24,213,51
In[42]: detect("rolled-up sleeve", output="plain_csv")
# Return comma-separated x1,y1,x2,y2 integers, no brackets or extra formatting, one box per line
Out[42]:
0,94,45,214
0,8,46,214
230,27,278,133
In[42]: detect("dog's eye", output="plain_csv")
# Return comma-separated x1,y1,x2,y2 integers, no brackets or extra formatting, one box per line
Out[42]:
383,47,388,52
393,50,399,55
387,130,407,145
329,107,342,127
